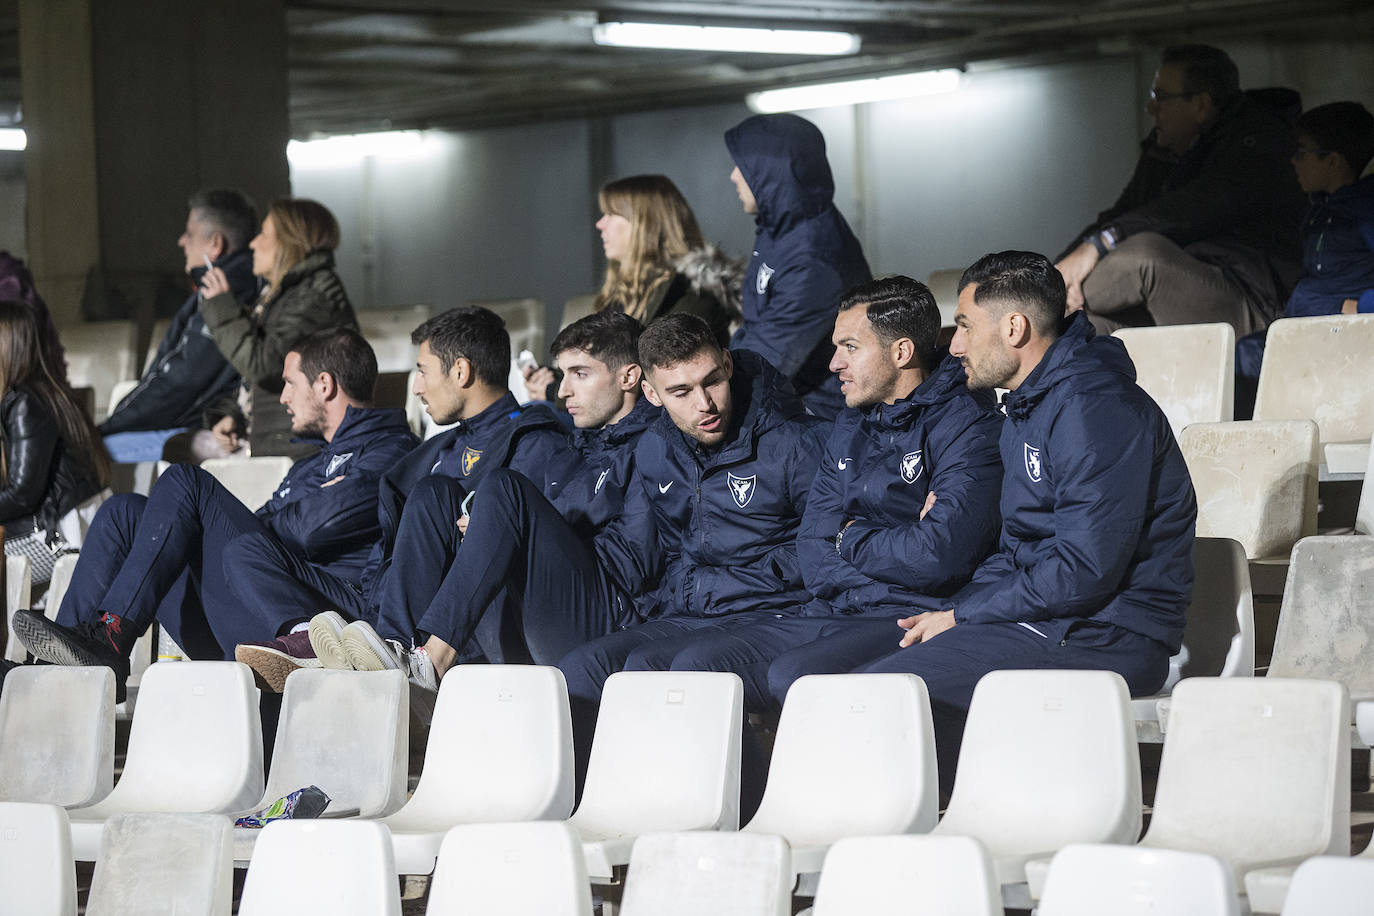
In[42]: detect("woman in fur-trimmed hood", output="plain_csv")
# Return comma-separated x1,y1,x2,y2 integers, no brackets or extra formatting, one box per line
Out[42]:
594,174,741,345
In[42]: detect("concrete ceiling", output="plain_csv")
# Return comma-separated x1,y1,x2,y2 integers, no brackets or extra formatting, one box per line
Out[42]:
285,0,1374,135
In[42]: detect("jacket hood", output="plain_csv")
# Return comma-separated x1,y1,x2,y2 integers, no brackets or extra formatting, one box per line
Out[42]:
674,244,744,320
330,405,415,449
573,394,660,452
188,246,259,299
724,114,836,231
867,352,990,429
654,348,805,458
275,249,336,293
1003,312,1137,421
1312,172,1374,208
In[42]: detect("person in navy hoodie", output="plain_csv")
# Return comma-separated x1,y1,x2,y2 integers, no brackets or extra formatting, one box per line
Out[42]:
558,312,826,730
308,309,658,686
1235,101,1374,415
12,328,418,693
725,113,871,420
860,251,1196,790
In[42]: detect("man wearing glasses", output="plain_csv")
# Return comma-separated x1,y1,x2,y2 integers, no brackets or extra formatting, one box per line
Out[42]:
1055,44,1306,336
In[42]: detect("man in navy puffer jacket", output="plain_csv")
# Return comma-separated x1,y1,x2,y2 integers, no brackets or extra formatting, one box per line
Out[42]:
13,329,417,687
861,251,1196,790
725,113,871,420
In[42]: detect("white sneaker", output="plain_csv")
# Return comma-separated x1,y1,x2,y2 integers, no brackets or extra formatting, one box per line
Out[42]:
308,611,350,670
340,621,438,691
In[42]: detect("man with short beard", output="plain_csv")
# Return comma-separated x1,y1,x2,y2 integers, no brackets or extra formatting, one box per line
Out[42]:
12,329,417,696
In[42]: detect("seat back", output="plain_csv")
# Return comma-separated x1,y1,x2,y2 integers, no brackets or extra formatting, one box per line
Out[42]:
238,820,401,915
1165,537,1254,691
46,552,79,617
936,671,1141,865
472,297,544,360
63,320,139,422
926,268,964,326
572,671,742,836
1143,678,1350,870
1038,844,1239,916
1357,431,1374,536
1179,420,1318,559
358,305,432,372
426,822,593,915
743,674,938,840
200,457,294,511
1280,856,1374,916
400,665,573,823
4,553,32,663
0,802,76,915
619,831,791,916
86,813,233,916
1254,314,1374,452
560,294,597,330
261,669,408,818
0,666,115,806
812,835,1001,916
84,661,263,815
1268,537,1374,694
1112,323,1234,436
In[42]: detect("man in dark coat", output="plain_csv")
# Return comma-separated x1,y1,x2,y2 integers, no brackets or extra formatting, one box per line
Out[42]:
862,251,1197,792
725,113,871,420
1056,45,1306,336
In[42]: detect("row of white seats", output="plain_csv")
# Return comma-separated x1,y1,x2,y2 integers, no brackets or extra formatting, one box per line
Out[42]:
0,658,1362,913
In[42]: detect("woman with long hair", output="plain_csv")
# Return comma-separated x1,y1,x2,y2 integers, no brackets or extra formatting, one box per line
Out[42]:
199,197,357,458
594,174,739,342
0,301,110,585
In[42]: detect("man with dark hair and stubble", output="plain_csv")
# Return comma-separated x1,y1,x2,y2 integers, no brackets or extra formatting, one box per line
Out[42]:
13,329,418,696
101,189,262,462
857,251,1196,792
1056,44,1306,335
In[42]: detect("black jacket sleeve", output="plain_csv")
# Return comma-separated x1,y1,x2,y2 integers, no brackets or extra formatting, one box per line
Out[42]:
0,391,60,523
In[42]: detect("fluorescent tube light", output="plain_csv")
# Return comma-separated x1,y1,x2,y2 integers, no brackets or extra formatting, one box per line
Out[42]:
0,128,26,151
287,131,430,168
748,69,962,113
593,22,859,56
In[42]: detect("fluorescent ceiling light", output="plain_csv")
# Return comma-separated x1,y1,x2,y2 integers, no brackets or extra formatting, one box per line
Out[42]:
593,22,859,56
748,69,962,113
287,130,430,168
0,128,26,151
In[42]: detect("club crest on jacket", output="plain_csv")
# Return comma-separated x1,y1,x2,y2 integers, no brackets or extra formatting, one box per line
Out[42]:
900,449,923,484
1024,443,1042,482
326,452,354,476
595,468,609,494
727,472,757,508
755,262,775,295
461,446,483,476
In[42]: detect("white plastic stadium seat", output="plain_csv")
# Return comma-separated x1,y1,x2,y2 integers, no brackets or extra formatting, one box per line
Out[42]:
85,813,233,916
0,802,77,915
4,553,32,663
934,670,1141,908
570,671,742,881
233,669,408,861
357,304,433,372
1179,420,1318,560
1357,431,1374,536
1133,537,1254,741
1254,314,1374,459
65,661,264,860
1038,844,1239,916
63,320,139,423
741,673,939,894
1112,323,1234,436
927,268,964,326
812,835,1001,916
472,297,544,362
105,378,139,418
619,831,791,916
1278,856,1374,915
200,456,294,511
237,820,401,915
0,666,116,807
378,665,574,876
425,822,593,916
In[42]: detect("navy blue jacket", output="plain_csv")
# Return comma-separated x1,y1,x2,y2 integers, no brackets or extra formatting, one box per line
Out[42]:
101,248,259,435
602,350,826,618
543,396,659,540
725,114,871,420
950,313,1196,652
362,393,570,602
259,405,418,587
798,354,1004,617
1284,174,1374,317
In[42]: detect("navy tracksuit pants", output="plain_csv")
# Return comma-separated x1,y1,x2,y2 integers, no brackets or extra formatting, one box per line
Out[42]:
55,464,303,660
374,469,631,665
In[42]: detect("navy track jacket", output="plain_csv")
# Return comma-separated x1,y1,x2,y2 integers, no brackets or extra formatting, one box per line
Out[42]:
950,313,1197,652
724,114,871,419
259,405,418,586
798,354,1004,616
600,350,827,619
543,395,659,540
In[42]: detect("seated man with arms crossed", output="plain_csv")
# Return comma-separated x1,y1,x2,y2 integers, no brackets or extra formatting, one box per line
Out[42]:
651,275,1002,709
859,251,1196,790
13,329,418,694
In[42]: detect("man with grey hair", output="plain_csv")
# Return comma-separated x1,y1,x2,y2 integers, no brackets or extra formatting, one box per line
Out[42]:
100,189,261,461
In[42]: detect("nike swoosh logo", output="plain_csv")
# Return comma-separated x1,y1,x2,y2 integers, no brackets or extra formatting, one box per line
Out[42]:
837,458,852,470
659,481,674,494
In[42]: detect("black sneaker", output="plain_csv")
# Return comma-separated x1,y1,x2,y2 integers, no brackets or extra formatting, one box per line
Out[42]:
12,610,132,681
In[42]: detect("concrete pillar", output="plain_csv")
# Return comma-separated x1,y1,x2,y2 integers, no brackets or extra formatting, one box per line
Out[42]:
18,0,291,329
